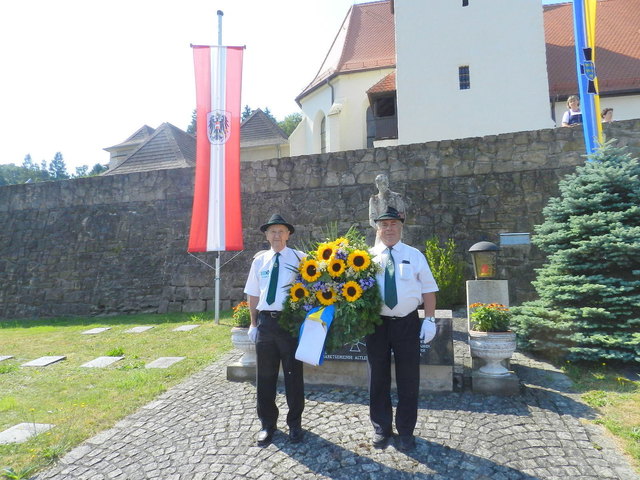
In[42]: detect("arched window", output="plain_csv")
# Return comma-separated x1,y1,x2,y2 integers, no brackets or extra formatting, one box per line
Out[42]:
320,116,327,153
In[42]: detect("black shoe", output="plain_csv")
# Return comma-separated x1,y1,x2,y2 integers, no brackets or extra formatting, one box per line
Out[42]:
256,427,276,447
289,426,304,443
396,434,416,451
372,432,391,449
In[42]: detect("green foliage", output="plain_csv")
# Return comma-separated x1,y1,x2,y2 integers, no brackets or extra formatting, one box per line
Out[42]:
469,303,511,332
278,112,302,137
187,108,197,134
511,142,640,364
231,301,251,327
241,105,252,122
424,237,466,308
47,152,69,180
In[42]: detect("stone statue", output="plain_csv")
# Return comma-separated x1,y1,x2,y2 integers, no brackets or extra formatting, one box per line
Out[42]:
369,174,407,244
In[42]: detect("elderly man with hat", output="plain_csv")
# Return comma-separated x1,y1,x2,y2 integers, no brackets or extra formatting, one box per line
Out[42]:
244,213,306,447
366,206,438,451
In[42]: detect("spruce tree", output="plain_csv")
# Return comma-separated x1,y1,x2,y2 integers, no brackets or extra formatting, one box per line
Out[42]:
512,142,640,364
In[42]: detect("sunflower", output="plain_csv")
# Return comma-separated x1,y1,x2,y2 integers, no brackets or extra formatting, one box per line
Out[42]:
347,250,371,272
316,242,335,261
327,258,346,277
290,283,309,302
316,288,337,306
342,281,363,302
300,258,321,282
332,237,349,247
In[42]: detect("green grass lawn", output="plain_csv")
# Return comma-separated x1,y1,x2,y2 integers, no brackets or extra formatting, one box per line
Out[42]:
563,362,640,472
1,313,638,478
0,312,234,479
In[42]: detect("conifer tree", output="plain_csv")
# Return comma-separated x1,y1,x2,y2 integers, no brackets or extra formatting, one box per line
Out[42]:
512,142,640,364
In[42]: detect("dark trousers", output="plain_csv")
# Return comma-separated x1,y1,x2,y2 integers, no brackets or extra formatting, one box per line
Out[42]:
365,310,421,436
255,311,304,430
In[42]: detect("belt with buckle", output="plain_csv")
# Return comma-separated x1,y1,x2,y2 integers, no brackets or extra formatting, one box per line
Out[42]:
381,310,418,321
260,310,281,318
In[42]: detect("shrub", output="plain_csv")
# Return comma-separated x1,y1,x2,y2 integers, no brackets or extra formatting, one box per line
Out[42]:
424,237,466,309
511,142,640,364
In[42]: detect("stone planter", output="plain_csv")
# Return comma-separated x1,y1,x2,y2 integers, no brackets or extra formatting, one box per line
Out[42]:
468,330,516,376
231,327,256,366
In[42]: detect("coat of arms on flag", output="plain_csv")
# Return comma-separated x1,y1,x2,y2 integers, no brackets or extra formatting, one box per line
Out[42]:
207,110,231,145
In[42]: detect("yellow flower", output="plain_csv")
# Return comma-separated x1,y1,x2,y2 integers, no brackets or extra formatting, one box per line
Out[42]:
316,243,335,261
300,258,321,282
347,250,371,271
290,283,309,302
316,288,337,306
342,281,363,302
333,237,349,247
327,258,346,277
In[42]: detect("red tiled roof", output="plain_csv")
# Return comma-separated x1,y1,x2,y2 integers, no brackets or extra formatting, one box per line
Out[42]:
296,1,395,102
297,0,639,103
544,0,640,97
367,71,396,95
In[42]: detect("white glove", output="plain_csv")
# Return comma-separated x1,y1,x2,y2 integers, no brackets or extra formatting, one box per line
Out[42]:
420,317,436,343
248,325,258,343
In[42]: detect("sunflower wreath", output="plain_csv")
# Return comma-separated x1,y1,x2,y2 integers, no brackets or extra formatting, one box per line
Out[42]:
279,226,383,353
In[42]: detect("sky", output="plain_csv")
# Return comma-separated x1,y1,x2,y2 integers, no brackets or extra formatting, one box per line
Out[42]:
0,0,566,172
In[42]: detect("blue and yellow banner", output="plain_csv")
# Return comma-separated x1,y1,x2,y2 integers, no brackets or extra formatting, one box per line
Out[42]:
295,305,335,366
572,0,603,155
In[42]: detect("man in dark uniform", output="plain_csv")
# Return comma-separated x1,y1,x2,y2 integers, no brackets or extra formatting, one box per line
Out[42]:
367,207,438,451
244,214,305,446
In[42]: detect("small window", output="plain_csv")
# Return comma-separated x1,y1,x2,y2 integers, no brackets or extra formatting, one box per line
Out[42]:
459,66,470,90
462,0,469,6
320,116,326,153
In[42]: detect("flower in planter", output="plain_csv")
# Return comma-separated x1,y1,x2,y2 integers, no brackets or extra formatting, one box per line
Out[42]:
469,302,511,332
232,301,251,328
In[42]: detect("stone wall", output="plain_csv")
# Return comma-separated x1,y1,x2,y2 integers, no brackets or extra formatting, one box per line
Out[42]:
1,120,638,319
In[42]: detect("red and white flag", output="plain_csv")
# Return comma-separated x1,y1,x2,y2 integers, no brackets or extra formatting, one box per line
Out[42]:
188,45,244,252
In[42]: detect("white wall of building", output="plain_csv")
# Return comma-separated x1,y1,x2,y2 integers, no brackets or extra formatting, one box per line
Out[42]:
552,94,640,127
290,68,394,156
395,0,554,145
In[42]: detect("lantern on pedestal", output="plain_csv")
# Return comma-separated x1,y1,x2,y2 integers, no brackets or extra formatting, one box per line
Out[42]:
469,241,499,280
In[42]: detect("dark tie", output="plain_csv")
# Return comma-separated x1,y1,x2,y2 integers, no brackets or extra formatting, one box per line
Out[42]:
384,247,397,308
266,252,280,305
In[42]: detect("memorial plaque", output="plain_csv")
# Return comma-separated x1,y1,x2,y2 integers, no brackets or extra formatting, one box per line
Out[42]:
0,423,54,445
323,318,453,366
21,356,66,367
81,356,124,368
125,326,154,333
145,357,185,369
81,327,111,335
173,325,200,332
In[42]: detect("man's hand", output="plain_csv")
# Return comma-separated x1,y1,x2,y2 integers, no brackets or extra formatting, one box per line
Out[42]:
420,317,436,343
248,325,258,343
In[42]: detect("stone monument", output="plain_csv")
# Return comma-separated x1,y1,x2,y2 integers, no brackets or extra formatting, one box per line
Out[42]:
368,174,407,245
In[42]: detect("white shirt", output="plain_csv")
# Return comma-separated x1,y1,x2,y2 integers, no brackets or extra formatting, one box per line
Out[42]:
244,246,304,311
370,241,439,317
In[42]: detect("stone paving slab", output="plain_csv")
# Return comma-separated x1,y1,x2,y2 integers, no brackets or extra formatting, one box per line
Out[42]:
125,326,154,333
21,356,66,367
0,423,54,445
173,325,200,332
0,355,13,362
32,345,639,480
80,356,124,368
81,327,111,335
145,357,185,369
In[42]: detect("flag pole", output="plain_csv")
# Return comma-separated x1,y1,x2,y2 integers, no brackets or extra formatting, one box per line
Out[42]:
214,9,224,325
